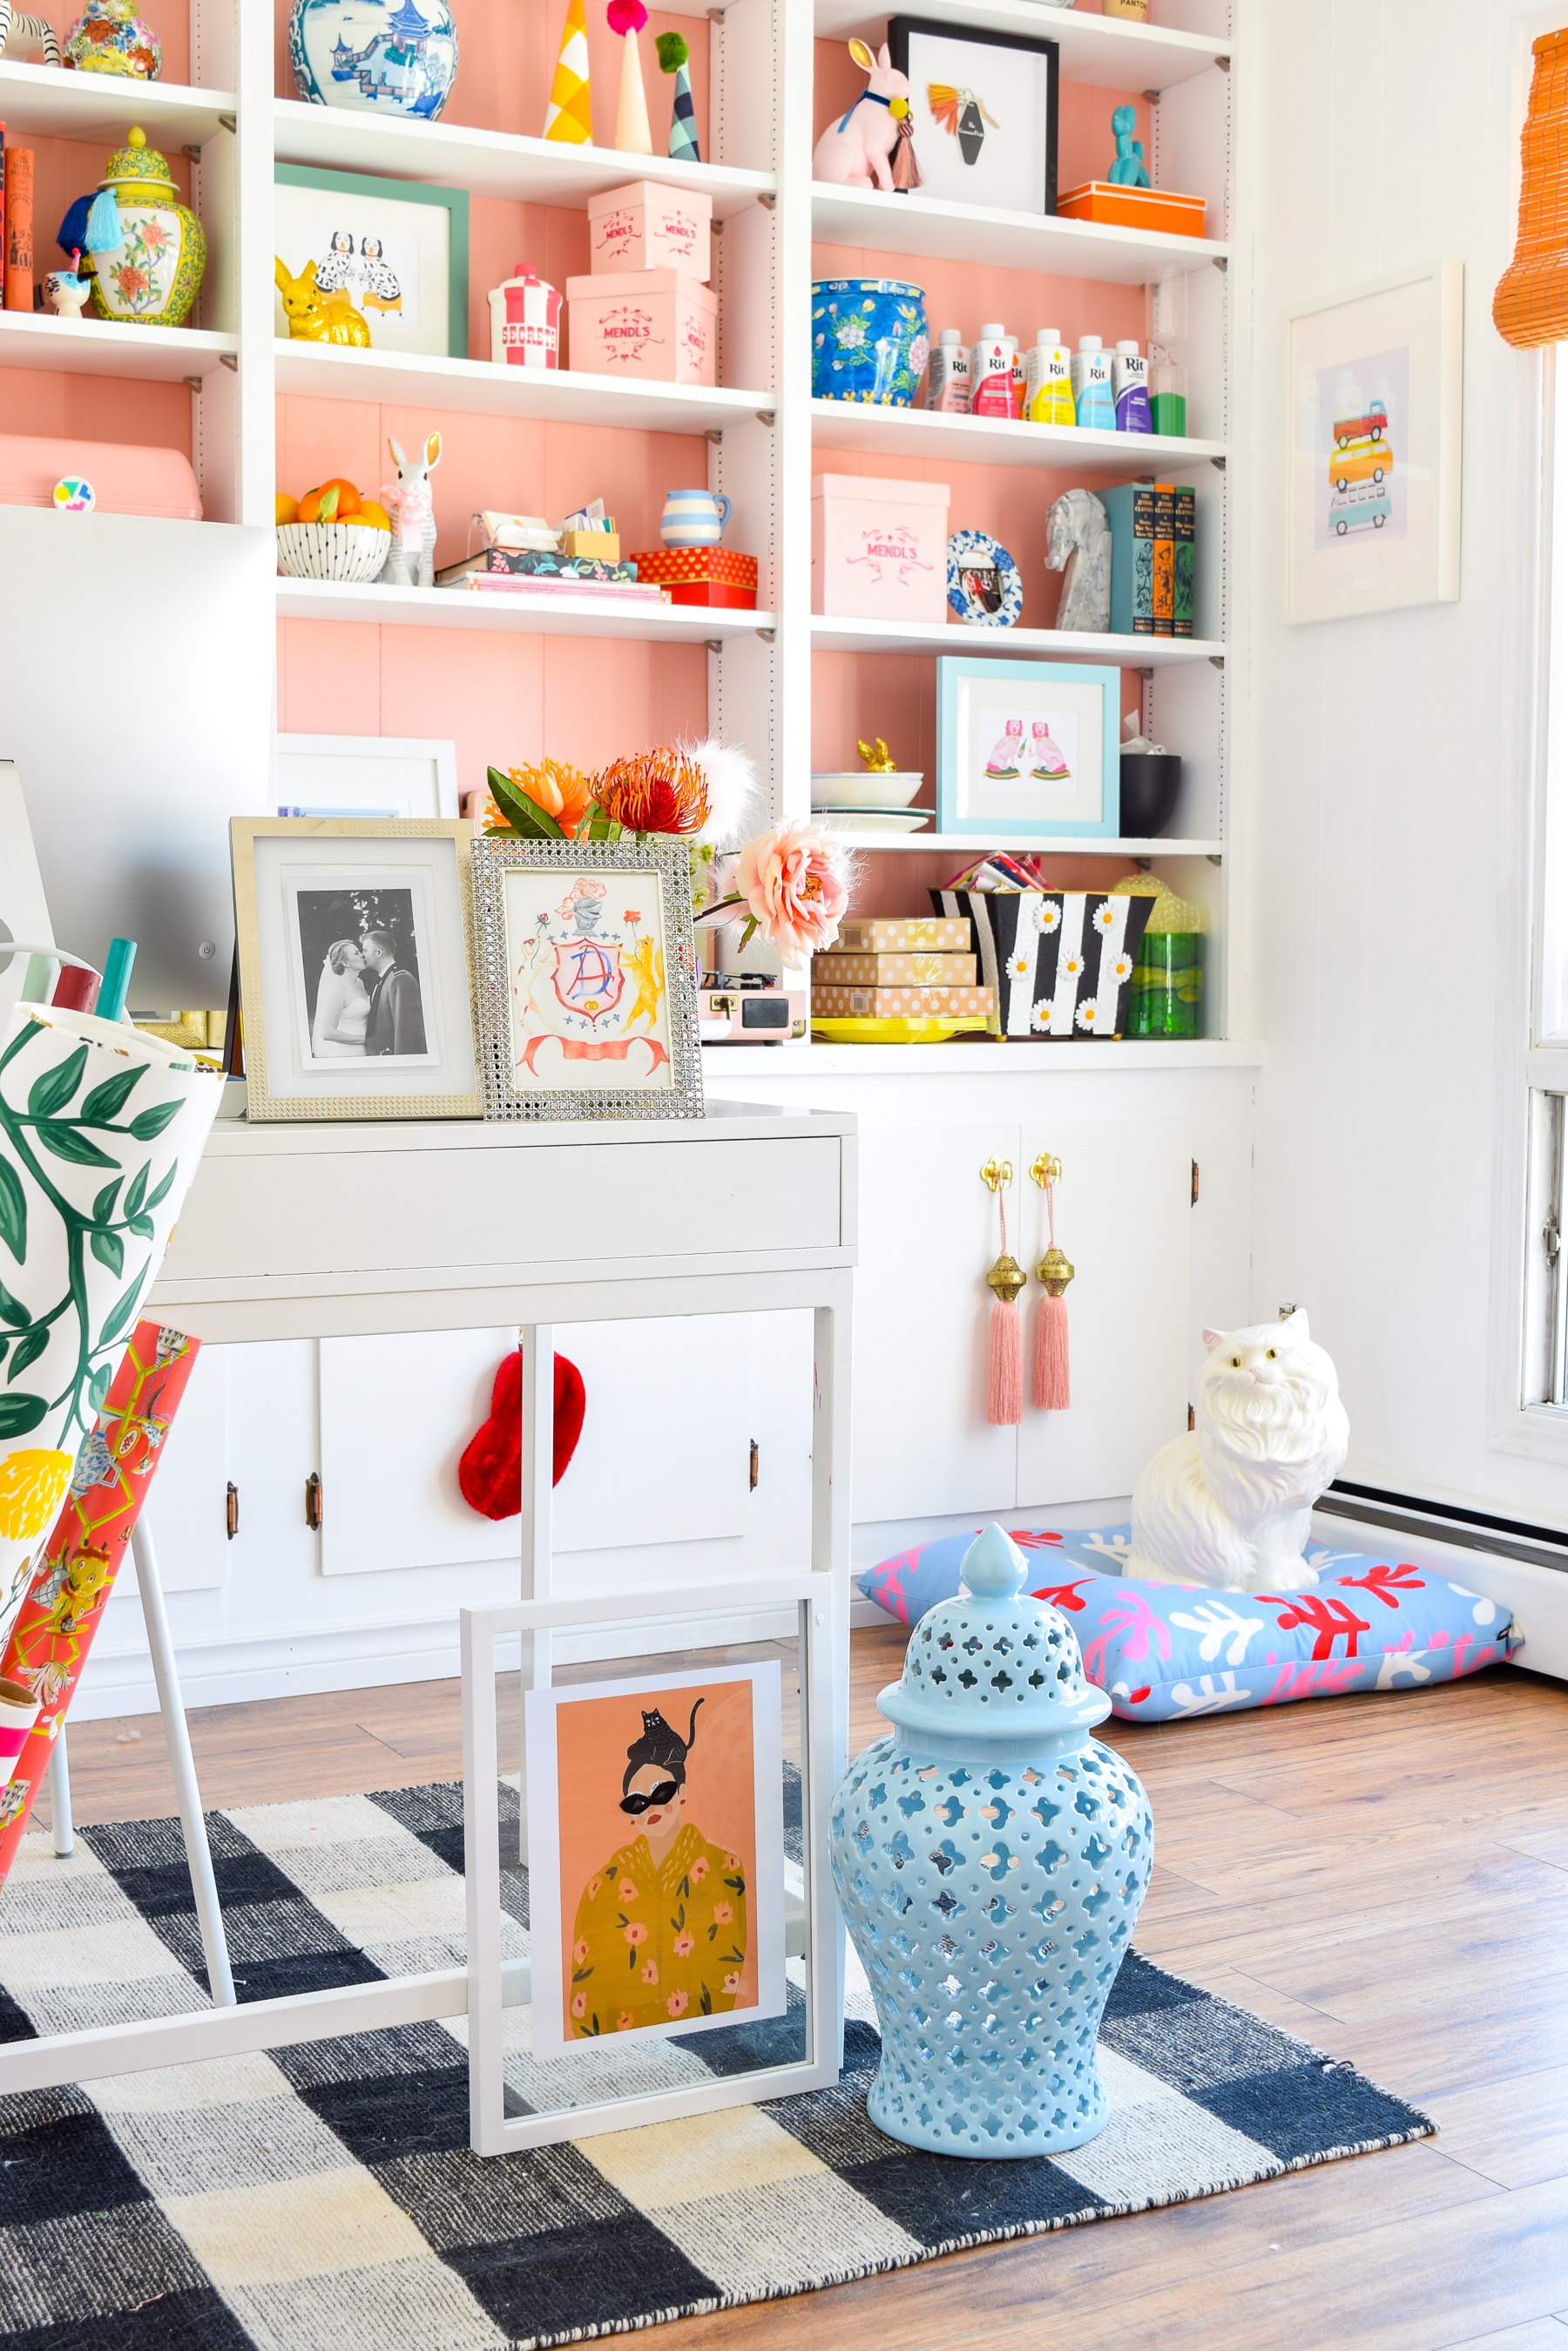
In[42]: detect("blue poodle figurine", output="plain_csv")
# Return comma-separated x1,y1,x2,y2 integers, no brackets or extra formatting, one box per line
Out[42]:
1107,104,1151,188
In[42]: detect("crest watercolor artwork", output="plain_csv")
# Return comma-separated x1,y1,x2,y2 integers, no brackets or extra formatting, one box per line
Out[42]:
503,867,672,1089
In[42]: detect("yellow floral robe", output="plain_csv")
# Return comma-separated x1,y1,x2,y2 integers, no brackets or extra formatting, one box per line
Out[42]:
569,1821,747,2037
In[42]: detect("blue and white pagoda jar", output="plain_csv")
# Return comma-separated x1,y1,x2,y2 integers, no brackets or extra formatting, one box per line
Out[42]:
289,0,457,119
830,1523,1153,2158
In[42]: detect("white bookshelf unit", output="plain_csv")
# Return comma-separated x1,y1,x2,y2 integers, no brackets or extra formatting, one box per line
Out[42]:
0,0,1242,1041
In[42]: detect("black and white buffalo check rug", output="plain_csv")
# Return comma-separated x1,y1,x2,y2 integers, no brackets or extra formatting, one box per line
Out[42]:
0,1781,1433,2350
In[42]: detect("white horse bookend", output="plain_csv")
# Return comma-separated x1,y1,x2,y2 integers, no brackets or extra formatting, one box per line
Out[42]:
1124,1311,1350,1595
379,430,442,588
813,38,916,192
1045,488,1112,633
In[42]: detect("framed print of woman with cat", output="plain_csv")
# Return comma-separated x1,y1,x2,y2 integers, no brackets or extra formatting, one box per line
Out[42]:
524,1663,788,2058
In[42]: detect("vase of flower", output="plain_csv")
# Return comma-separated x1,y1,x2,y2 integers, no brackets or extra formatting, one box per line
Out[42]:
289,0,457,120
830,1521,1154,2157
87,127,205,329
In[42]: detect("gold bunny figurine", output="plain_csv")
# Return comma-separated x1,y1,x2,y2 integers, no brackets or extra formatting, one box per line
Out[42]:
856,735,898,773
274,256,372,347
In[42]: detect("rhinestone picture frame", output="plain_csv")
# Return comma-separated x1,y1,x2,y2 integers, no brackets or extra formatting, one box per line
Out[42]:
470,832,705,1122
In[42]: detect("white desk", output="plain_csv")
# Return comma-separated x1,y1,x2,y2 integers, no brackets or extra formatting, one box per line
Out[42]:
0,1101,856,2108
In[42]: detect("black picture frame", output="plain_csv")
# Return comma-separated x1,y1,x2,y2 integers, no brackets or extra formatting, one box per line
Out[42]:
888,16,1058,217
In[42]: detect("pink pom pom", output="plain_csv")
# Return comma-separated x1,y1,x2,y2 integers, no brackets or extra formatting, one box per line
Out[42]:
606,0,647,30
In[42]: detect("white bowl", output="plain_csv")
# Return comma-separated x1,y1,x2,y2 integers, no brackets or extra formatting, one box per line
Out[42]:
276,521,390,584
810,769,923,810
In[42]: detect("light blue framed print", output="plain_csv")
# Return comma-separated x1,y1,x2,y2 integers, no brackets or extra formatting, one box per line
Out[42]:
936,657,1121,838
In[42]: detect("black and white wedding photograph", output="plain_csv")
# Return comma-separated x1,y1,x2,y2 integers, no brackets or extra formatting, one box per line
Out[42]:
290,878,435,1067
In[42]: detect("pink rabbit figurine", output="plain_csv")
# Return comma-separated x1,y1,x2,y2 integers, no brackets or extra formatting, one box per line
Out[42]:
813,38,914,192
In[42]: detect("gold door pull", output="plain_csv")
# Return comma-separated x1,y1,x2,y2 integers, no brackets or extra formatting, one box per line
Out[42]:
1029,1153,1063,1189
979,1158,1014,1191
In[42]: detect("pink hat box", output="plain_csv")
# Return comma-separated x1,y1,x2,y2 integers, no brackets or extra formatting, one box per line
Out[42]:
565,269,716,386
586,180,712,280
811,472,950,623
0,432,202,519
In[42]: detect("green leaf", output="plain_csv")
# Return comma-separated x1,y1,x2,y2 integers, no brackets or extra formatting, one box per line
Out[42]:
96,1271,145,1356
0,1391,45,1437
7,1325,47,1383
93,1177,123,1224
91,1228,125,1277
320,484,340,521
0,1161,24,1261
27,1045,86,1119
124,1162,148,1220
127,1101,180,1142
486,768,564,841
144,1163,176,1212
81,1067,145,1125
0,1280,30,1330
0,1338,8,1367
87,1364,112,1413
36,1125,118,1169
125,1215,154,1241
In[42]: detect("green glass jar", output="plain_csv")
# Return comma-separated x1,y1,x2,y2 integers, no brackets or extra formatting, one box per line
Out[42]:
1127,931,1204,1039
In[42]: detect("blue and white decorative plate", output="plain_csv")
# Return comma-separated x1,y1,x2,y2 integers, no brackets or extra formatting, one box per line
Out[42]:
947,529,1023,628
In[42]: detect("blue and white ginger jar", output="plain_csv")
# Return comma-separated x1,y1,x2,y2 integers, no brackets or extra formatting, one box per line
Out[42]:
811,279,928,407
830,1522,1153,2158
289,0,456,119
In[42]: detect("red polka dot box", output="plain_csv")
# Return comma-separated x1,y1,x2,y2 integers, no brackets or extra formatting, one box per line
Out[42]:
857,1527,1523,1722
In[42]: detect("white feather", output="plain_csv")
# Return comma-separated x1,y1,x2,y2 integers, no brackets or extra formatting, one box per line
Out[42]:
683,736,761,847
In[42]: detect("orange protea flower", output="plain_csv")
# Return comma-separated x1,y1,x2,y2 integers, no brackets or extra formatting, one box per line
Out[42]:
594,746,710,837
504,759,596,834
0,1451,72,1546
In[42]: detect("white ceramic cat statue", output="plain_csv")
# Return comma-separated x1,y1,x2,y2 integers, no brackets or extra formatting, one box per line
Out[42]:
1125,1311,1348,1593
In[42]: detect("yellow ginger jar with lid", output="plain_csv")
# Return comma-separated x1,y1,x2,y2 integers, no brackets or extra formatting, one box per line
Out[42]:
88,126,206,328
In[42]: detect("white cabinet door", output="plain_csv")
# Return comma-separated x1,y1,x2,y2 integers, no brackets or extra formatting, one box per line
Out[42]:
139,1343,230,1592
317,1320,753,1576
850,1122,1021,1524
1014,1117,1192,1510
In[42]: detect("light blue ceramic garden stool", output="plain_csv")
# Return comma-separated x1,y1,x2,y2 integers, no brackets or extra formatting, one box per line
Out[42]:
830,1523,1154,2158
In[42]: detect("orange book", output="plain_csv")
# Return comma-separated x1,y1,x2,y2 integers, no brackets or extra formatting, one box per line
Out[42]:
1152,483,1175,639
4,146,32,313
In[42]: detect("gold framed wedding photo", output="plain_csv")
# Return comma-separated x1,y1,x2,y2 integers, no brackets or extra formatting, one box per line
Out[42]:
231,817,482,1121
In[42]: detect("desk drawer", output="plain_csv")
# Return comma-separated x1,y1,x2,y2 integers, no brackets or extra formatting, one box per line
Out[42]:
163,1135,844,1284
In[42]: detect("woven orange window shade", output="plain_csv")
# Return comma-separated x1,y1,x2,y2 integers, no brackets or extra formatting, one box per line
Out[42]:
1497,28,1568,348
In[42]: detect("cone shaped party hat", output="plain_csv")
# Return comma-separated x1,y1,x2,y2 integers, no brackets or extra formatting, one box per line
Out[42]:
543,0,592,144
610,0,652,153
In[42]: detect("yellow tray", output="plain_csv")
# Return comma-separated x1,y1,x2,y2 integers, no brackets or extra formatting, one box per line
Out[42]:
810,1014,994,1046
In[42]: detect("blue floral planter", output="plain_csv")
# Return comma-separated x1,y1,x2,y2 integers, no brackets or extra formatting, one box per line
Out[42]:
811,279,928,407
830,1523,1154,2158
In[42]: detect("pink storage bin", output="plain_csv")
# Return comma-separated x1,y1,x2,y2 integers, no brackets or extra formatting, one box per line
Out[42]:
0,433,202,519
587,180,712,281
566,270,716,386
810,474,950,622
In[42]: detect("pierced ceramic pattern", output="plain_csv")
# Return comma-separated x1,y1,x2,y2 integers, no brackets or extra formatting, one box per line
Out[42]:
830,1523,1154,2158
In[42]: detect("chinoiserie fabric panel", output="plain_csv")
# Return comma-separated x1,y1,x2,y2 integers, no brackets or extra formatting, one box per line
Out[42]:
570,1822,748,2036
0,1006,221,1650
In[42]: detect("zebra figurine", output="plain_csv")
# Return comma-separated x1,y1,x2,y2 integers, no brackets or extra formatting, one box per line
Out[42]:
0,0,60,61
379,431,442,589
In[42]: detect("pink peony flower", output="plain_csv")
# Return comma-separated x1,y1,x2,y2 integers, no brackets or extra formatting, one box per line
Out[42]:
618,1878,639,1902
640,1959,659,1985
571,1991,588,2019
666,1989,690,2017
624,1921,649,1947
734,823,849,961
689,1856,709,1883
617,2009,634,2029
571,1938,590,1966
722,1970,741,1995
672,1931,695,1958
713,1900,733,1925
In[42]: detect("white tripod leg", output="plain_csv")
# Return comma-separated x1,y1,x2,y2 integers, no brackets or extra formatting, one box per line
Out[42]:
132,1523,237,2008
46,1726,73,1859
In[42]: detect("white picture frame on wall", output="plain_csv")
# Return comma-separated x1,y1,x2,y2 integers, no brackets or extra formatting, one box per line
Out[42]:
1284,259,1463,623
275,735,458,820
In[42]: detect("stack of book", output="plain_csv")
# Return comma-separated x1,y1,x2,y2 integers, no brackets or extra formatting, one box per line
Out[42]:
812,915,992,1020
434,545,670,606
1102,481,1196,638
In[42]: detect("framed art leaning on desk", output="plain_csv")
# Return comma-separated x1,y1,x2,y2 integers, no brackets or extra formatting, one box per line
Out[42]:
231,816,483,1122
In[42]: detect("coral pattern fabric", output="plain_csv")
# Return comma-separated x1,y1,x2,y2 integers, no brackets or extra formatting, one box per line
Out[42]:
569,1822,747,2036
858,1525,1523,1722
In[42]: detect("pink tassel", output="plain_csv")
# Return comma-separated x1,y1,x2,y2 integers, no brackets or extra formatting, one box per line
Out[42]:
988,1294,1024,1425
1032,1169,1074,1410
1035,1290,1071,1408
985,1186,1025,1426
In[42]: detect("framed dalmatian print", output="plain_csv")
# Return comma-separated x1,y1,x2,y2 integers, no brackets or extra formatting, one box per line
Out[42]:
469,834,704,1122
274,163,469,357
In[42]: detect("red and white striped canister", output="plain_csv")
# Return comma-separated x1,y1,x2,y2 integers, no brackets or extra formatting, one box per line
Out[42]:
488,265,562,369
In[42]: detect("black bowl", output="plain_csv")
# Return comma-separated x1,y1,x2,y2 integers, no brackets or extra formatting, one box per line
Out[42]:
1119,753,1181,839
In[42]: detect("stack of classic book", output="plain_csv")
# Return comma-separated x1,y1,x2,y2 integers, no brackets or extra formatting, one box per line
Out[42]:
812,914,992,1020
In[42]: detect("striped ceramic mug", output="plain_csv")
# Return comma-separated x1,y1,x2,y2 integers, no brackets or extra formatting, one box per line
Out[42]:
0,1677,40,1790
659,489,730,547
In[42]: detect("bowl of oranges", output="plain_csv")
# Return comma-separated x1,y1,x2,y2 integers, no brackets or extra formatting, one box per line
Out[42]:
275,479,393,583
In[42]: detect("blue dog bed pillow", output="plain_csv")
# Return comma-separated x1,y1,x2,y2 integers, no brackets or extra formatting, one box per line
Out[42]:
858,1526,1523,1721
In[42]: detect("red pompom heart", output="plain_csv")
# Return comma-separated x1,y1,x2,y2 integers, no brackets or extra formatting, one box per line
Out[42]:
458,1349,586,1521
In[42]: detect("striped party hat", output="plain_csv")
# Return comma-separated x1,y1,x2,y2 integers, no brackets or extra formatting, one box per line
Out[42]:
543,0,592,144
658,30,700,163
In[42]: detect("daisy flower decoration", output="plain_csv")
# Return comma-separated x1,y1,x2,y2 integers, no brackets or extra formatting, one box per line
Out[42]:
1063,952,1085,980
1110,952,1132,984
1092,904,1118,932
1032,997,1055,1028
1012,952,1031,977
1076,1000,1101,1029
1038,902,1061,931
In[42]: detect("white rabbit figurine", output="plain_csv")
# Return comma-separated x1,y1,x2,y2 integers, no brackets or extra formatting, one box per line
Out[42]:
379,430,442,589
813,38,913,192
